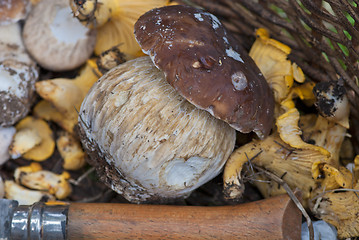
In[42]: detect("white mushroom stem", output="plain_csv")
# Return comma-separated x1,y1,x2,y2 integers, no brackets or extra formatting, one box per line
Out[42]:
78,56,236,203
0,126,16,164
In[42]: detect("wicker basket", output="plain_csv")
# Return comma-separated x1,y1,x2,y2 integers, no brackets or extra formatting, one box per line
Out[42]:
184,0,359,151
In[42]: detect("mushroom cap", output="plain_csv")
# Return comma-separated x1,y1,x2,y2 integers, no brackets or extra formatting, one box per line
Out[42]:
134,5,274,139
78,56,236,203
22,0,96,71
0,0,31,25
313,81,350,128
0,23,39,127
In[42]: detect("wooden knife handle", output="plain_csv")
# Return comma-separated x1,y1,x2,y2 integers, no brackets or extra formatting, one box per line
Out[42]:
67,194,301,240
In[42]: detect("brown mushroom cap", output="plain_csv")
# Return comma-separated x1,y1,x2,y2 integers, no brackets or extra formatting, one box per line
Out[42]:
134,5,274,138
0,0,30,24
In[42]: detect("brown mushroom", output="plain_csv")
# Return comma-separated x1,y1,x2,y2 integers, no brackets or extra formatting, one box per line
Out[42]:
78,5,274,203
134,5,274,139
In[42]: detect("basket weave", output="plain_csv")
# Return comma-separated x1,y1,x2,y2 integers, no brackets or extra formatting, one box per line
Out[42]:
184,0,359,149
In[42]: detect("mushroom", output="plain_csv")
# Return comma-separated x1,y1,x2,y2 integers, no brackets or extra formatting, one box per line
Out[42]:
0,126,16,165
249,28,305,104
78,5,274,203
134,5,274,138
8,116,55,161
56,131,86,170
22,0,96,71
313,80,349,128
223,28,351,207
0,0,31,25
224,77,351,208
14,163,72,199
69,0,169,57
35,60,99,133
312,183,359,239
0,22,39,127
33,100,77,134
4,180,55,205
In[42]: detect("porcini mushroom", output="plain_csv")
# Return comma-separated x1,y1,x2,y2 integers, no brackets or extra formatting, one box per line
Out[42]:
22,0,96,71
0,22,39,127
78,5,274,203
134,5,274,138
79,56,236,203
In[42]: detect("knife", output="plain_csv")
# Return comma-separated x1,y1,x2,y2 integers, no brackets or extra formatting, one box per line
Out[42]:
0,193,301,239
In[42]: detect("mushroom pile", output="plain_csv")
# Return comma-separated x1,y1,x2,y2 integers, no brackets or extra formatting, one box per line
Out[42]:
223,28,359,238
0,0,171,204
1,0,359,238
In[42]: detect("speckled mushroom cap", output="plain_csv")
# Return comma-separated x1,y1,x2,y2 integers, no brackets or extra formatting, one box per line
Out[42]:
22,0,96,71
134,5,275,139
0,23,39,127
0,0,31,25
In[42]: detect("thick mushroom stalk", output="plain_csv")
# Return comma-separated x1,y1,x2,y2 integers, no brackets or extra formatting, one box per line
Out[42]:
78,56,236,203
134,5,274,139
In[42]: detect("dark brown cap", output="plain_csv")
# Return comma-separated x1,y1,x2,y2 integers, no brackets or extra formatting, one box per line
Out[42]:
134,5,274,138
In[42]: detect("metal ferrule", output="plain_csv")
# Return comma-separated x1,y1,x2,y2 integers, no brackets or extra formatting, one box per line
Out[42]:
10,202,69,240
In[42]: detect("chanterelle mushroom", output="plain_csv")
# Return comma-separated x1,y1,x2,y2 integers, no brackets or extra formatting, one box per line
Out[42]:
69,0,169,57
22,0,96,71
134,5,274,139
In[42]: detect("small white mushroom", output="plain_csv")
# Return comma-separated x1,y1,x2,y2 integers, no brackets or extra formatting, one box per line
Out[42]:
22,0,96,71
